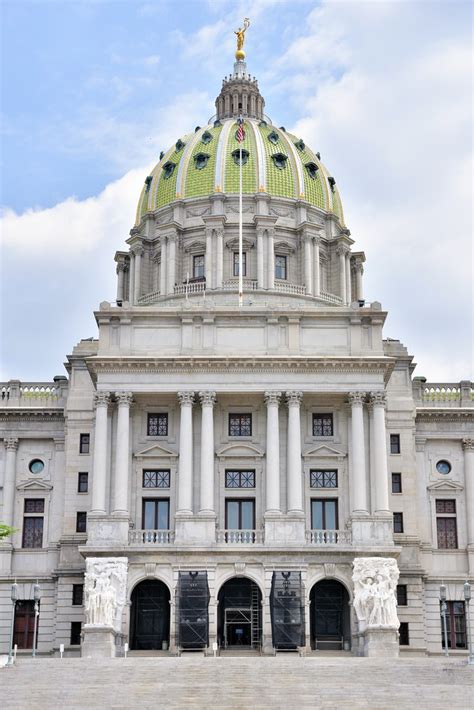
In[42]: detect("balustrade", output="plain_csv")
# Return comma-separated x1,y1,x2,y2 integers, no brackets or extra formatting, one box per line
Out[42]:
217,529,264,544
306,529,351,545
129,529,175,544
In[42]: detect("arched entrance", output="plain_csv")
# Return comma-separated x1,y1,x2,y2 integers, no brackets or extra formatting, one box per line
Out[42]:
310,579,351,651
218,577,262,649
130,579,170,650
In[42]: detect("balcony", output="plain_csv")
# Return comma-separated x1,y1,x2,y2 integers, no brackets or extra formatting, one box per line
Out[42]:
216,529,264,544
0,379,67,408
129,529,175,545
413,380,474,408
306,529,352,545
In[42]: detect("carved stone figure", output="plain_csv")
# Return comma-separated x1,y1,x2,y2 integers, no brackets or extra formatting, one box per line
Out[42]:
353,557,400,630
84,557,128,632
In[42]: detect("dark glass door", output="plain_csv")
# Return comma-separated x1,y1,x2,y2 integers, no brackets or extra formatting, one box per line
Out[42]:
13,601,37,649
130,580,170,650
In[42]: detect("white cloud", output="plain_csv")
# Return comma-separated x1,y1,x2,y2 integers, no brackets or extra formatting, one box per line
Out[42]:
1,167,145,257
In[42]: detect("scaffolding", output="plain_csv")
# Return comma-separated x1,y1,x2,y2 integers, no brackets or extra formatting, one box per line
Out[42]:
270,571,305,649
176,571,210,650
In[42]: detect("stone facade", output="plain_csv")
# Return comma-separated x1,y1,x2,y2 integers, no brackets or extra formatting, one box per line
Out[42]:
1,60,473,660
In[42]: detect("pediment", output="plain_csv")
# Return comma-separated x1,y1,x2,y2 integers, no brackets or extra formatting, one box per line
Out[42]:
216,443,264,459
303,444,347,459
134,443,178,459
17,479,53,491
225,238,255,251
427,479,463,492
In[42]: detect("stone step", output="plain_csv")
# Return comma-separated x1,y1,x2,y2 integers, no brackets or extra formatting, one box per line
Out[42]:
0,657,472,710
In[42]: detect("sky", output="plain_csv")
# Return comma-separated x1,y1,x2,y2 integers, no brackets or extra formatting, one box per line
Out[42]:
0,0,472,382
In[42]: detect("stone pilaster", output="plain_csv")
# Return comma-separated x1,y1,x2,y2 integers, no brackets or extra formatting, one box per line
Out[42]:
286,391,303,514
463,438,474,572
370,392,390,514
167,235,177,294
198,391,216,514
2,438,19,529
176,392,194,515
304,236,313,295
348,392,368,515
264,392,282,515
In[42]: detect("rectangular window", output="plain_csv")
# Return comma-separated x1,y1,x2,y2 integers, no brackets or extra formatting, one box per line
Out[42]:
393,512,404,533
79,433,90,454
72,584,84,606
275,255,287,280
76,512,87,533
143,470,171,488
147,413,168,437
70,621,82,646
13,600,37,649
229,413,252,437
311,499,338,530
312,413,334,437
193,254,205,279
22,499,45,548
225,470,255,488
142,499,170,530
310,470,338,488
390,434,401,454
78,472,88,493
399,622,409,646
397,585,408,606
225,499,255,530
233,251,247,277
436,499,457,549
391,473,402,494
441,601,467,649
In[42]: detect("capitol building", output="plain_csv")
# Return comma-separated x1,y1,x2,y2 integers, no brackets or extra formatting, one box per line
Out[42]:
1,38,473,661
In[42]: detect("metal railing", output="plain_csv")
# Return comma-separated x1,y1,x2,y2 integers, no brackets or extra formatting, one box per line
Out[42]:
216,529,264,544
306,529,352,545
129,529,175,545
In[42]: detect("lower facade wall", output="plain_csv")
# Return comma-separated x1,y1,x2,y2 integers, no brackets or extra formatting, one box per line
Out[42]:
0,561,471,657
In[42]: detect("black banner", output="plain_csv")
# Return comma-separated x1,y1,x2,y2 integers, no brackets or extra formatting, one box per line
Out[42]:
177,571,210,649
270,571,305,649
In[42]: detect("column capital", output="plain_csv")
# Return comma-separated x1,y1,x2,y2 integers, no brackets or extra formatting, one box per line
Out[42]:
177,391,195,406
348,391,366,406
415,436,427,452
336,244,350,257
369,391,387,408
131,244,144,257
264,391,282,406
199,391,217,406
462,438,474,451
94,392,111,408
115,392,134,407
4,437,19,451
286,391,303,407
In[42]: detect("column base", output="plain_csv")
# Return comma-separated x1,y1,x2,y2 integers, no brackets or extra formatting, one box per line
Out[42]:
174,512,216,545
351,513,394,545
86,513,130,546
265,512,306,545
82,625,118,658
361,627,399,658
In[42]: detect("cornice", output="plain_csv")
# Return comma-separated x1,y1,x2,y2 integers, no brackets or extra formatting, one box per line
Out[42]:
416,408,474,421
85,355,395,379
0,409,65,422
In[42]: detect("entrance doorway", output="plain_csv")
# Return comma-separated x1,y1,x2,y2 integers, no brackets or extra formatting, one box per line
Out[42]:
130,579,170,650
310,579,350,651
218,577,262,649
13,600,37,649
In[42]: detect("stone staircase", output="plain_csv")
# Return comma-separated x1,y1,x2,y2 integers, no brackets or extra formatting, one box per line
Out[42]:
0,656,472,709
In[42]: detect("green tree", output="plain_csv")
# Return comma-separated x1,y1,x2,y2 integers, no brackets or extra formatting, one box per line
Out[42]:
0,523,16,539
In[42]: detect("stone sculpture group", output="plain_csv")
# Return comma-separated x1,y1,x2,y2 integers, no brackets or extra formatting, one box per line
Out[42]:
353,557,400,630
84,557,128,632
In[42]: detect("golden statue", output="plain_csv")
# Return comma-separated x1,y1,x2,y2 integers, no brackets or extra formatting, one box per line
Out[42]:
234,18,250,60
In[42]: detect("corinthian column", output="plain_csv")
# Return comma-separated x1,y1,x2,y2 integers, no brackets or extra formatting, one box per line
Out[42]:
205,229,213,289
167,235,176,295
160,237,167,295
264,392,281,513
304,236,313,296
267,230,275,289
113,392,133,514
116,262,126,302
216,229,223,288
2,438,19,528
199,391,216,513
257,229,265,288
133,248,143,303
463,438,474,547
349,392,368,514
370,392,390,514
345,252,351,304
91,392,111,514
286,391,303,513
177,392,194,514
337,246,346,302
313,236,321,296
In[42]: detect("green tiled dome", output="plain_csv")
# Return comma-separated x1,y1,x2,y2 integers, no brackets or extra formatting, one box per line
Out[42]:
135,120,344,226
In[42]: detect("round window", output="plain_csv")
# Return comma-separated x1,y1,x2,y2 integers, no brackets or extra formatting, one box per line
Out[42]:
29,459,44,475
436,460,451,475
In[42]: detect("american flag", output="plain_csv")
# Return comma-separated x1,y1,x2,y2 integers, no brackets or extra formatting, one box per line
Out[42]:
236,121,245,143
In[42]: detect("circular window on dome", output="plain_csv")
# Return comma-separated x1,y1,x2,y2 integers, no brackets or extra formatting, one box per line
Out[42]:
29,459,44,475
436,460,452,475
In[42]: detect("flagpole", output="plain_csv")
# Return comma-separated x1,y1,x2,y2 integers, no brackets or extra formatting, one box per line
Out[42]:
238,117,243,308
